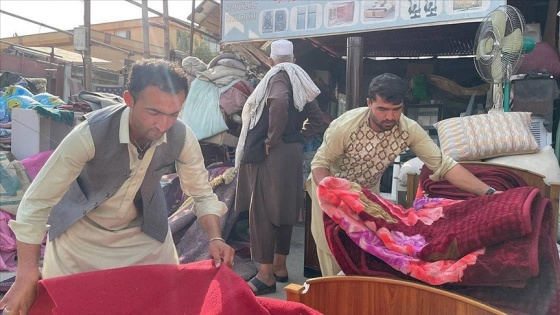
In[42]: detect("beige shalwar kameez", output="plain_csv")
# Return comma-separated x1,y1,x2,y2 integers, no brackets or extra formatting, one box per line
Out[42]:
309,107,457,276
10,107,225,278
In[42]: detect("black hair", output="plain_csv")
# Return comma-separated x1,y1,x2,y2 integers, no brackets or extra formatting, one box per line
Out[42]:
126,58,189,103
367,73,406,105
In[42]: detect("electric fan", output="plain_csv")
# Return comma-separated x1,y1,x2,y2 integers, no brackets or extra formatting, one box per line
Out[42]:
474,5,535,111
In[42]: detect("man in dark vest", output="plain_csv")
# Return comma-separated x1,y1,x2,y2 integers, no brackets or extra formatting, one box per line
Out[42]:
1,59,234,314
235,39,323,295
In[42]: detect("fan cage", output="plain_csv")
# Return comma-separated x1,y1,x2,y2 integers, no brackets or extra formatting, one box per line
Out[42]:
474,5,526,84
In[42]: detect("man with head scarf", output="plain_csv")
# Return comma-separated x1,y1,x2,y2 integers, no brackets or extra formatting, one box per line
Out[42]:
235,39,323,295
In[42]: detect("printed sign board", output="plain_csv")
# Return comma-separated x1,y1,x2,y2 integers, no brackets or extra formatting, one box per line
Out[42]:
222,0,507,43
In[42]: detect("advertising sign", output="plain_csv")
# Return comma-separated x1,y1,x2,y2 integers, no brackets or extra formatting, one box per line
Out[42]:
222,0,507,43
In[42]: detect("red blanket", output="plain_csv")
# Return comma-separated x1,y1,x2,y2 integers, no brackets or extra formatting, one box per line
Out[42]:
321,177,560,315
29,260,321,315
419,164,528,199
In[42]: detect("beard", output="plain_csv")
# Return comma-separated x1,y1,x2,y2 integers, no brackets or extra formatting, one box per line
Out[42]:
144,128,164,141
370,116,397,131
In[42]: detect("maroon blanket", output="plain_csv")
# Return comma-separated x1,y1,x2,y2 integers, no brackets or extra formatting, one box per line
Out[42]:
29,260,320,315
420,164,528,199
325,185,560,315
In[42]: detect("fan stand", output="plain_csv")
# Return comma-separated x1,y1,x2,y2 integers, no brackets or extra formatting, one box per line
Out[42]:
491,83,505,111
502,64,515,112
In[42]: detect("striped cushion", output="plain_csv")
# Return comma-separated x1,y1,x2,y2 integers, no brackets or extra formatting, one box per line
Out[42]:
434,112,539,161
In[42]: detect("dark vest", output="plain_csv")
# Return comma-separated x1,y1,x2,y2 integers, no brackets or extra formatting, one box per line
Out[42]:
48,104,186,242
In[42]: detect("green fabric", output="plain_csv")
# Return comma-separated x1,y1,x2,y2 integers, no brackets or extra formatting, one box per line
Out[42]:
31,106,74,126
0,164,20,196
0,153,31,215
412,74,430,101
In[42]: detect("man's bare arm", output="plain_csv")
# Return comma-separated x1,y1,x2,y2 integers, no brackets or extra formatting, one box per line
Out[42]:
312,167,331,187
0,241,42,314
443,164,500,196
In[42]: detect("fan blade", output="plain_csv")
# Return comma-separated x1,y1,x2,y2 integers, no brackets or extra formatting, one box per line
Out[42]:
502,28,523,53
476,37,495,60
490,10,507,39
491,54,503,82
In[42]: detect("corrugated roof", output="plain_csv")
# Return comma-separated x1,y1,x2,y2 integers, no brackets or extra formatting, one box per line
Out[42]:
310,22,481,58
19,46,111,64
187,0,221,38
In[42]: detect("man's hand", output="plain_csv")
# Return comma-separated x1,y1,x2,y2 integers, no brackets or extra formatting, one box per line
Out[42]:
199,215,233,268
208,238,235,268
0,269,41,315
265,144,271,156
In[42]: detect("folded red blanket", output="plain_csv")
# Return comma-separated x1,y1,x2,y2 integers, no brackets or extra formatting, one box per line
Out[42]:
29,260,320,315
420,164,528,199
321,174,560,315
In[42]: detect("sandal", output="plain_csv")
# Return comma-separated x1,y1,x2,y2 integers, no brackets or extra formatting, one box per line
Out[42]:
248,276,276,296
274,273,289,283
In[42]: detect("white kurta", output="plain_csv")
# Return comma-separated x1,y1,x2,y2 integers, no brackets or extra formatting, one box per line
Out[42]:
10,107,226,278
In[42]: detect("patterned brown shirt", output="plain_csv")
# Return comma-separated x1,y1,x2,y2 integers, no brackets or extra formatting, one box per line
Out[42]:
311,107,456,193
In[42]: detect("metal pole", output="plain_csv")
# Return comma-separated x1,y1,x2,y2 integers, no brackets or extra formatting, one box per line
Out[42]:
83,0,93,91
345,37,363,111
163,0,170,60
189,0,195,56
142,0,150,58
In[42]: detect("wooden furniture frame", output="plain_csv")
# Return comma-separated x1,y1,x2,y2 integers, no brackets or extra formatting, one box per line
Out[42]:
285,276,507,315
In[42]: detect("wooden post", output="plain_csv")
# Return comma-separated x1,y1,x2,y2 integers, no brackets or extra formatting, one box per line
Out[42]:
142,0,150,58
346,36,363,111
163,0,170,60
83,0,93,91
189,0,195,56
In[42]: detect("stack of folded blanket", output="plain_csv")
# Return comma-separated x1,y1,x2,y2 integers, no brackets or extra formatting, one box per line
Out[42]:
319,168,560,315
0,122,10,150
180,53,253,142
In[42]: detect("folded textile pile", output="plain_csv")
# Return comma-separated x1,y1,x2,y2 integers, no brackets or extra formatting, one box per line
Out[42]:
320,175,560,315
182,56,208,86
419,164,528,199
74,90,124,111
0,151,53,271
29,260,320,315
172,165,238,264
199,53,248,87
0,72,42,95
180,53,252,142
0,152,31,215
0,124,10,150
0,72,45,142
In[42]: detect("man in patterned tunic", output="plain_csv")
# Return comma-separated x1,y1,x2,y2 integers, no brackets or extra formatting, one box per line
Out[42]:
309,73,499,276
